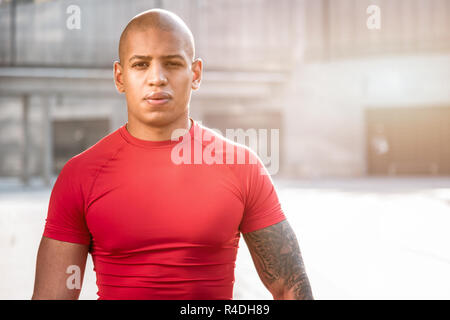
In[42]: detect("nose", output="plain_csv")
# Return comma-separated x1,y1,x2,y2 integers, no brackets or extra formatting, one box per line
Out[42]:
146,62,168,87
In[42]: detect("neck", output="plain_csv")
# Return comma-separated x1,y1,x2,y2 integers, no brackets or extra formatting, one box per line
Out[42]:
126,115,192,142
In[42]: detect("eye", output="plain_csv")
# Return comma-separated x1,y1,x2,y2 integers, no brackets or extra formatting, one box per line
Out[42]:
132,62,148,68
166,61,182,67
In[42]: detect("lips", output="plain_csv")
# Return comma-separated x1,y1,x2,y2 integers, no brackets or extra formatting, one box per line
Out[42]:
144,92,171,105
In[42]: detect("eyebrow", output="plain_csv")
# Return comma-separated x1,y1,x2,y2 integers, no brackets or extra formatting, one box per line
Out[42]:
128,54,186,62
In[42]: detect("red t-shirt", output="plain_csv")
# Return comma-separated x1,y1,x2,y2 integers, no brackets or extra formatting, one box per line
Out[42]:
43,118,286,300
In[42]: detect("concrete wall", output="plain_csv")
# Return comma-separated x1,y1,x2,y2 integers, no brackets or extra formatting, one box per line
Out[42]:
1,0,450,179
0,92,127,177
0,0,295,71
0,67,286,177
284,54,450,177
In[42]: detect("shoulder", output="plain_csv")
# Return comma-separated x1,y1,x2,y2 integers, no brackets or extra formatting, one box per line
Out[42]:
58,126,127,182
192,123,269,196
194,122,258,164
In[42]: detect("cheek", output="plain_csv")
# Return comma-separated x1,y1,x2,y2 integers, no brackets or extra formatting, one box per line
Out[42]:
124,70,142,85
124,75,144,98
173,75,192,99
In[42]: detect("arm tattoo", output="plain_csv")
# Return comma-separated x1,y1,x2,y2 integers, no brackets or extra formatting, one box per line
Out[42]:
243,220,313,300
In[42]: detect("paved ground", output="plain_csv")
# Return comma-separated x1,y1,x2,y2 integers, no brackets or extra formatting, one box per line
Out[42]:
1,177,449,299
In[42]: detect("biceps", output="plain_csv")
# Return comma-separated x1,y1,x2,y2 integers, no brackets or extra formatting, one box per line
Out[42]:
33,236,89,300
242,220,306,290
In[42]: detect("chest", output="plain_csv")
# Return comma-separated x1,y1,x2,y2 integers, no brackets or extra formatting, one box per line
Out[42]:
85,162,244,253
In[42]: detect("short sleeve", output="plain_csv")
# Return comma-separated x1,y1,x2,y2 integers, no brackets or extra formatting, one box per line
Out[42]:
43,158,91,245
238,150,286,234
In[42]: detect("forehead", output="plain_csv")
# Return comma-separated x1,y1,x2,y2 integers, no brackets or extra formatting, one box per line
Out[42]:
123,28,189,61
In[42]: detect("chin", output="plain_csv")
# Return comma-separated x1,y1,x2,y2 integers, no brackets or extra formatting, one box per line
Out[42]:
137,111,181,128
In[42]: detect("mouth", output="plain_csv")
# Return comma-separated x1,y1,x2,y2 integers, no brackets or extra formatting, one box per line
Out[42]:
144,92,171,106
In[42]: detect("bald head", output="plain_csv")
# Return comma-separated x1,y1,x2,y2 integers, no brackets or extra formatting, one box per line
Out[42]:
119,9,195,64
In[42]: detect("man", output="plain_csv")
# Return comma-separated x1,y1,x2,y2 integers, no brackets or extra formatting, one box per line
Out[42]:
32,9,313,300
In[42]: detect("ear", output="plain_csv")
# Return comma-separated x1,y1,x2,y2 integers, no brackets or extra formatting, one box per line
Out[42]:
191,58,203,91
113,61,125,93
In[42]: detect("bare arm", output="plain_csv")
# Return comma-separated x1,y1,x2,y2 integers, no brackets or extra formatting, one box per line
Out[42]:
242,220,313,300
32,236,89,300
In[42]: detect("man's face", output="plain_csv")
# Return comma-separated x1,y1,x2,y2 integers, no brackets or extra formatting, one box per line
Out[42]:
114,28,201,127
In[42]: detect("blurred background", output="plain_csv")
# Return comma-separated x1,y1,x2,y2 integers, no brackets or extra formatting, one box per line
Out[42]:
0,0,449,299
